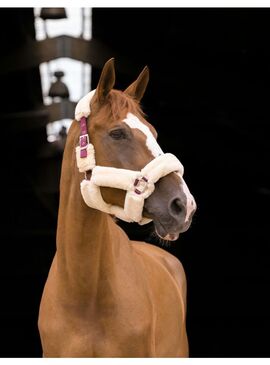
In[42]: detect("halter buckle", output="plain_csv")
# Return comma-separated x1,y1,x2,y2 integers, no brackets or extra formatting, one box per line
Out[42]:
79,134,90,158
79,134,89,149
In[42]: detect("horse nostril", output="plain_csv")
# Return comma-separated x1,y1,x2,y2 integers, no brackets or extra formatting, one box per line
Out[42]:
170,198,184,217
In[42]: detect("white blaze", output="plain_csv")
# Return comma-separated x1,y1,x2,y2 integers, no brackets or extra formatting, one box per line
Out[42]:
181,179,196,223
123,113,163,157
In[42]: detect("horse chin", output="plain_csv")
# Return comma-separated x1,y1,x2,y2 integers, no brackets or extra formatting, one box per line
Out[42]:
156,230,179,242
153,218,192,242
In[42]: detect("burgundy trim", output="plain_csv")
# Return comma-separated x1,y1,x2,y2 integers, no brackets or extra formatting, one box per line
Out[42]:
79,116,89,158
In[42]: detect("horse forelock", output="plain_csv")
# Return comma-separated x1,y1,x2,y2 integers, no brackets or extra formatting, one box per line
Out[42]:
99,90,145,124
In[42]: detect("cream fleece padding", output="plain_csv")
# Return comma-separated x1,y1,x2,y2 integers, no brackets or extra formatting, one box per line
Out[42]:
124,192,146,222
143,153,183,182
80,179,151,225
92,167,140,191
91,154,182,192
81,179,132,221
76,144,96,172
79,153,183,224
74,89,96,121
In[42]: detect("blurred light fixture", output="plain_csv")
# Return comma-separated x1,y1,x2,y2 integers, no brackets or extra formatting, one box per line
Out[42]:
40,8,67,20
48,71,70,100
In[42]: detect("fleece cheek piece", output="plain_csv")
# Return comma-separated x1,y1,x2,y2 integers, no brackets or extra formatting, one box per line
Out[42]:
76,144,96,172
124,191,151,223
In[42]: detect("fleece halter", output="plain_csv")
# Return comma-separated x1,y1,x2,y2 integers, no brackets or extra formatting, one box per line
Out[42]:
75,90,184,225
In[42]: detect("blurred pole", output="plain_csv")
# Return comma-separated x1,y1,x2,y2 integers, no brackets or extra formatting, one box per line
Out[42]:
81,8,86,96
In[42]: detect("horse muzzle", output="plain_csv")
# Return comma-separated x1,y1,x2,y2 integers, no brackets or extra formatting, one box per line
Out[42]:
143,175,197,241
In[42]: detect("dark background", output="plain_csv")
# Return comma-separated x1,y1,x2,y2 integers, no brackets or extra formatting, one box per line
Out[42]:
0,7,269,357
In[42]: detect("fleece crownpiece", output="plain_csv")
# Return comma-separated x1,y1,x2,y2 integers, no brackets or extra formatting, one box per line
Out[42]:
75,89,96,121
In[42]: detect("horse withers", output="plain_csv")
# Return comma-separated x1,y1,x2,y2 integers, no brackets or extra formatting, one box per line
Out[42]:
38,58,196,357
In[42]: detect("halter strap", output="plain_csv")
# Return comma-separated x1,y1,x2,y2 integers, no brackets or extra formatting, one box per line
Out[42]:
79,116,89,158
75,89,96,159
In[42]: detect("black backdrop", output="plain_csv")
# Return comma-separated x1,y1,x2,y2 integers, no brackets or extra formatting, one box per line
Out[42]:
0,8,269,357
92,8,270,357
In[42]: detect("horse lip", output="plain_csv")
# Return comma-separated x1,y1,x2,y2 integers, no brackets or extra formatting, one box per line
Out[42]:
153,219,179,241
156,231,179,241
153,217,192,241
143,205,193,240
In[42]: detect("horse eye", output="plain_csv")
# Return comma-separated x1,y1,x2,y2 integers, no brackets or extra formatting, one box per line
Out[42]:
109,128,127,140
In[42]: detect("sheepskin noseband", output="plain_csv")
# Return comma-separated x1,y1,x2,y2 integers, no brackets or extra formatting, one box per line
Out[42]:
74,90,184,225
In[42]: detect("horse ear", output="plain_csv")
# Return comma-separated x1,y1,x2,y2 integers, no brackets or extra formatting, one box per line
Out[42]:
124,66,149,102
94,58,116,105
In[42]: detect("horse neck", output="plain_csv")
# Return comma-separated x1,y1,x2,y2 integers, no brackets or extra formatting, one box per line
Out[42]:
56,122,125,303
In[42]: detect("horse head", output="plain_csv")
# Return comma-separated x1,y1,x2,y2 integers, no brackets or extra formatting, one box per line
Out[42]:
75,58,196,241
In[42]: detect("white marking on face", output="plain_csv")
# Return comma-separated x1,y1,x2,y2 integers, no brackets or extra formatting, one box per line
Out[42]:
123,112,163,157
181,178,196,223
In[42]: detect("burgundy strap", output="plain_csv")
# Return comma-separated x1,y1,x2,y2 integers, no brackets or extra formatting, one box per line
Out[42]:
79,116,89,158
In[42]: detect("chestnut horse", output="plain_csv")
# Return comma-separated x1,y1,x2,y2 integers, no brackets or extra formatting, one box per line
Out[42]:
38,58,196,357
